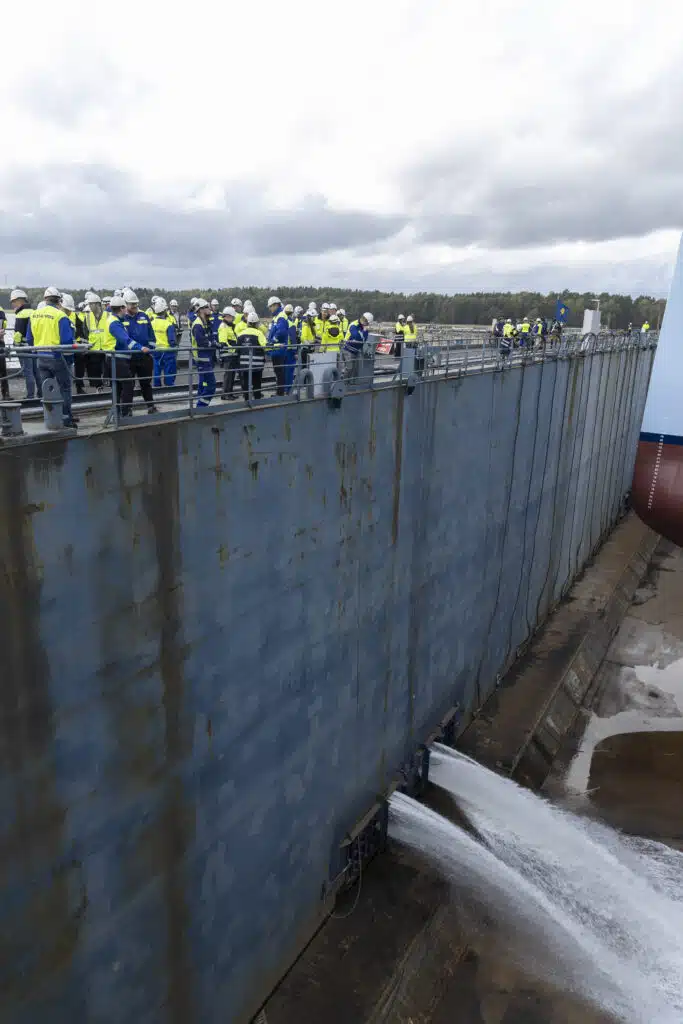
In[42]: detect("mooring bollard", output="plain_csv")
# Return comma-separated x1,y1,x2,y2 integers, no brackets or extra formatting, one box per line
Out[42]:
41,378,64,431
0,402,24,437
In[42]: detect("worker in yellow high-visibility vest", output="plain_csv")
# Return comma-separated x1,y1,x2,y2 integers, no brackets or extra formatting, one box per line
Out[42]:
82,291,108,390
218,306,243,399
27,286,77,427
150,297,178,387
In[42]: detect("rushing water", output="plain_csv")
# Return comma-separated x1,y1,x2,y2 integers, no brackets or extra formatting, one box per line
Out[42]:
389,745,683,1023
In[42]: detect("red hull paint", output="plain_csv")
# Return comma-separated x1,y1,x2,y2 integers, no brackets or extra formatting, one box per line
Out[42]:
632,439,683,546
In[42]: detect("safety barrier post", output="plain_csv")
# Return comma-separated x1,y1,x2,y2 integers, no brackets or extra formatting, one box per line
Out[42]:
109,355,118,428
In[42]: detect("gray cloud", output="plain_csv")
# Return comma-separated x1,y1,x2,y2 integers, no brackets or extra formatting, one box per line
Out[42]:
401,58,683,250
0,164,407,270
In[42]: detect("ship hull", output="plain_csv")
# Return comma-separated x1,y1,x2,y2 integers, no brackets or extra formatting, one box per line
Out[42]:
632,432,683,546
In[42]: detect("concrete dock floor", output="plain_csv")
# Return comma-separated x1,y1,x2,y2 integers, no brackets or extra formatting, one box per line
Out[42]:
262,521,681,1024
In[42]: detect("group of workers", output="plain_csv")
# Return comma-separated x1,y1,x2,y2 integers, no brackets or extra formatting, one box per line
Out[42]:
492,317,563,357
0,287,378,426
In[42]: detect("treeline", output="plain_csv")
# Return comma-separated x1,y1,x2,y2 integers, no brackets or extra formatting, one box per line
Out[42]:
0,286,665,329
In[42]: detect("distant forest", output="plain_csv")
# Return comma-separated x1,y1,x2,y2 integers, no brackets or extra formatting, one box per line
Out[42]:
0,286,665,329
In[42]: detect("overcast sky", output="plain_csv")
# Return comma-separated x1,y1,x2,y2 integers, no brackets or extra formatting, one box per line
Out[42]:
2,0,681,295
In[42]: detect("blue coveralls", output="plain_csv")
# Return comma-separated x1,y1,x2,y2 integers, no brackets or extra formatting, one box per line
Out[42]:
267,307,297,394
192,317,216,406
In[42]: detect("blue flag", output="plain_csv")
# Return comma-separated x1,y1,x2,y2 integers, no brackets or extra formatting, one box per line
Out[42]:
555,299,570,323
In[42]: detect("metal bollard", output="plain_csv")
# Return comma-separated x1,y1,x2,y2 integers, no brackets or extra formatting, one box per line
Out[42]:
0,402,24,437
41,378,64,430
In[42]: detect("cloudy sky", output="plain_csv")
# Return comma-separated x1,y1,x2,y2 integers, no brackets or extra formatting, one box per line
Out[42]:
1,0,681,295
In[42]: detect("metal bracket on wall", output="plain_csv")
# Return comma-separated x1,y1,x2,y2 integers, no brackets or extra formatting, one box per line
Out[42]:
324,798,389,901
404,373,418,395
328,380,345,409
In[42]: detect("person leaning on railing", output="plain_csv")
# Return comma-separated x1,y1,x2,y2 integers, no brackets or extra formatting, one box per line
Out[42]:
341,312,374,380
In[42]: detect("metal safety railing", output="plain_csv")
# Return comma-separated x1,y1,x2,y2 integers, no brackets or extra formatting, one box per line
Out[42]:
0,328,658,438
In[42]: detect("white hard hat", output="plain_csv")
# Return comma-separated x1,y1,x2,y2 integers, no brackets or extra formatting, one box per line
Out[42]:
113,288,124,297
60,292,75,311
152,297,168,313
398,313,406,320
329,314,340,323
195,298,210,311
110,295,126,309
284,303,294,314
170,298,179,307
190,297,202,310
222,306,236,317
103,296,112,304
506,318,512,323
338,308,346,316
44,286,62,299
210,298,219,308
308,302,318,311
523,317,529,322
267,295,281,307
406,315,414,322
123,288,139,303
328,302,337,310
232,297,243,307
243,299,255,312
536,318,542,323
10,288,28,301
362,312,374,324
247,311,259,324
321,302,330,311
85,290,101,303
294,306,303,315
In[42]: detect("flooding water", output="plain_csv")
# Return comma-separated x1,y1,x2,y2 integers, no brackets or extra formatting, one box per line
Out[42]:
390,747,683,1023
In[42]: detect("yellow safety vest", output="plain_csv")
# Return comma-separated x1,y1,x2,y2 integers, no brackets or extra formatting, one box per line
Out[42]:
13,306,33,346
30,304,69,348
520,322,531,334
102,314,123,352
503,323,515,338
218,321,241,349
84,309,109,351
340,317,349,335
314,316,325,336
321,321,344,352
151,313,174,350
300,320,318,344
395,322,406,336
404,324,417,344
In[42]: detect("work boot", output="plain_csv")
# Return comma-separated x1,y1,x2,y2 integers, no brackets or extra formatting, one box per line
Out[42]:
63,418,78,429
147,405,158,414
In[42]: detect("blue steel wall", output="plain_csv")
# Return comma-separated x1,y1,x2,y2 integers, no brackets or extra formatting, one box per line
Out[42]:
0,345,653,1024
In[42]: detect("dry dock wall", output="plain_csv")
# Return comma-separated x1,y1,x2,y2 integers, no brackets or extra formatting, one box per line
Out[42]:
0,343,653,1023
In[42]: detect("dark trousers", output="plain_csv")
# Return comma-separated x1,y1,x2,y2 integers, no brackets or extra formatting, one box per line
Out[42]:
221,352,240,396
240,369,263,400
272,357,287,396
36,354,73,422
109,356,134,417
0,349,9,399
74,352,88,392
130,351,155,408
87,352,106,389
